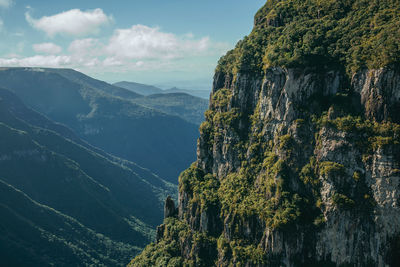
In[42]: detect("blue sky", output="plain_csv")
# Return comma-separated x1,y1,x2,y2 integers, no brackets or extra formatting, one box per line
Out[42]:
0,0,265,89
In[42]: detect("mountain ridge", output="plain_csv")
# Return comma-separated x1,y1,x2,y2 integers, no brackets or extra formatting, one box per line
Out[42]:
0,87,176,265
114,80,211,99
114,81,163,96
131,92,208,125
0,68,199,183
0,178,141,266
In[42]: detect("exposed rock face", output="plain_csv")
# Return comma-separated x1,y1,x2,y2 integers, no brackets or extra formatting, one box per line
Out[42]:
135,66,400,267
164,196,176,218
130,0,400,265
352,68,400,123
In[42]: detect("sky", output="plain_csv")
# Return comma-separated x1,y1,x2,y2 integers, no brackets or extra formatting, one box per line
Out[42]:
0,0,265,89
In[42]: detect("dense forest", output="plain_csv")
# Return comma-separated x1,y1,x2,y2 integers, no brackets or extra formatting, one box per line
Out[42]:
131,0,400,266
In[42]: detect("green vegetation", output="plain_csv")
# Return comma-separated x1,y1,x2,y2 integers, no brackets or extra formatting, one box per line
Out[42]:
353,171,361,182
300,157,323,210
130,93,209,125
134,104,399,265
212,89,232,110
278,134,296,156
300,157,319,188
208,89,240,130
317,114,400,153
0,179,141,267
0,88,177,266
217,0,400,76
179,165,220,213
114,81,163,96
128,218,187,267
199,88,243,151
0,68,199,183
182,152,307,232
229,241,268,265
332,193,355,210
131,0,400,266
129,218,218,267
319,161,345,177
114,81,211,100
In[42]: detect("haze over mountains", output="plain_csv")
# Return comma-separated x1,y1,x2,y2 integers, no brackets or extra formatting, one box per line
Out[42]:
0,67,209,265
0,87,176,265
114,81,211,99
0,68,208,183
131,93,208,125
113,81,164,96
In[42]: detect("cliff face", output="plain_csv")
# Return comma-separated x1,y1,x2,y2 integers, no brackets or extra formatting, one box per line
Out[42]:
131,68,400,267
171,67,400,267
130,1,400,266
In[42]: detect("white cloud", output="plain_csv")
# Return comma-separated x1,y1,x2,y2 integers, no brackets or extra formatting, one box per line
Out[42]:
0,0,13,8
105,25,211,60
0,55,71,67
25,8,112,37
68,38,102,56
33,43,62,54
102,57,123,67
0,24,230,77
59,25,226,71
0,18,3,31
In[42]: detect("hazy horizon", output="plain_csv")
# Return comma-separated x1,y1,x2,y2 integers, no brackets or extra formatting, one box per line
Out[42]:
0,0,265,87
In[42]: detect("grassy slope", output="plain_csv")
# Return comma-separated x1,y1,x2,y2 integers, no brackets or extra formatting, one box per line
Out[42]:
0,88,177,265
0,68,198,183
132,93,208,125
0,179,141,266
113,81,163,96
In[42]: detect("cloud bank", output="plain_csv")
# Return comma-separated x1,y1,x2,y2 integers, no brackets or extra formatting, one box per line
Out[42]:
26,8,112,37
105,25,210,60
0,55,71,67
0,0,12,8
0,21,230,75
33,43,62,54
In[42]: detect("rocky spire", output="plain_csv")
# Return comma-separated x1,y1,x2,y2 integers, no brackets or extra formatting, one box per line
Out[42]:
164,195,176,218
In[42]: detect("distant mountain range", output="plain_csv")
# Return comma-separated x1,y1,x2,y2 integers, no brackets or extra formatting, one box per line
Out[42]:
0,67,209,265
113,81,164,96
114,81,211,99
0,87,176,266
0,68,203,183
132,93,208,125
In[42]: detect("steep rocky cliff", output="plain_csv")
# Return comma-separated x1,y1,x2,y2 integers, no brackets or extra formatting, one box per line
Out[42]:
130,0,400,266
